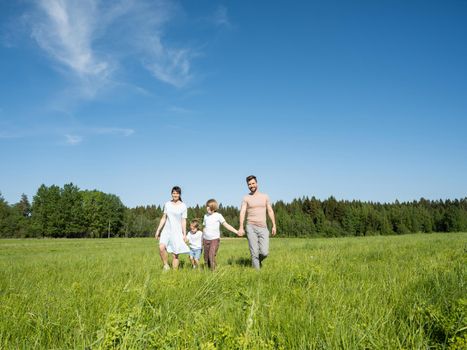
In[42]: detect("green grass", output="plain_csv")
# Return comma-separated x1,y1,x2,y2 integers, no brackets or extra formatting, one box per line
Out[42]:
0,233,466,349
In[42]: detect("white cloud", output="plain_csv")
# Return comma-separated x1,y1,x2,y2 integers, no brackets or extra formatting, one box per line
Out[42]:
32,0,110,78
64,127,134,145
65,134,83,145
92,127,135,137
143,44,193,88
121,2,195,88
0,121,134,144
27,0,195,92
213,5,231,28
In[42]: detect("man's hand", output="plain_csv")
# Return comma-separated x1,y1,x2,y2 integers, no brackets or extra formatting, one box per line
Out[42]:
155,231,160,240
271,226,277,236
238,228,245,237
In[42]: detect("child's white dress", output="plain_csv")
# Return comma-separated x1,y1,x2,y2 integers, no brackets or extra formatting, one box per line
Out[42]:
160,201,190,254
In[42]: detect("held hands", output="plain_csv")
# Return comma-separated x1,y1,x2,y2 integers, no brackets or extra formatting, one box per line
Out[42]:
155,231,160,240
236,227,275,236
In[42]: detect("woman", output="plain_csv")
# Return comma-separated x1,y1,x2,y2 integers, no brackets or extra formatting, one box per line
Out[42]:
155,186,190,270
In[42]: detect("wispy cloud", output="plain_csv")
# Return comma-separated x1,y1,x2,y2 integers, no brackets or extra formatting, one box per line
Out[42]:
213,5,231,28
31,0,111,78
122,2,196,88
143,43,193,88
167,106,196,114
65,134,83,145
25,0,196,96
92,127,135,137
0,121,134,145
63,126,134,145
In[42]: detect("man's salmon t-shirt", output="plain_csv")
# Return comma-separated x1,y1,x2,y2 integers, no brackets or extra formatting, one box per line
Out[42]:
242,192,270,228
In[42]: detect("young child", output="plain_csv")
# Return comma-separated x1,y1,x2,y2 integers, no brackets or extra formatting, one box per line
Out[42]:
203,199,239,270
186,219,203,269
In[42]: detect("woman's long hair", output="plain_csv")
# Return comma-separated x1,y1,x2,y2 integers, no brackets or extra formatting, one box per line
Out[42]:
171,186,182,202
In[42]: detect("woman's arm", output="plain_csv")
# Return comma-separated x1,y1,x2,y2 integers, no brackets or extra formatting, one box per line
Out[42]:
155,214,167,238
182,218,187,240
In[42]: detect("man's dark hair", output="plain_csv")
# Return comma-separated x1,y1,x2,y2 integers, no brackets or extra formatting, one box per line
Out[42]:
246,175,257,183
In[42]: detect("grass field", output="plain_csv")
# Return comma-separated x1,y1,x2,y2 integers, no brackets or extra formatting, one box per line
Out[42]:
0,233,466,349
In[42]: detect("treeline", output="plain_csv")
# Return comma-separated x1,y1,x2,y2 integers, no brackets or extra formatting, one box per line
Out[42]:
0,184,125,238
274,197,467,237
1,184,467,238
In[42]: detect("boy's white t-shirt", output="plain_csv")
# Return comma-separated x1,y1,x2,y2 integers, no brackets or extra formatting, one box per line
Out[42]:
187,230,203,249
203,213,225,240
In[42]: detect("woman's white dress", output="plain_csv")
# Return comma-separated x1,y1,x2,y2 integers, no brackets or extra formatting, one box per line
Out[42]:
160,201,190,254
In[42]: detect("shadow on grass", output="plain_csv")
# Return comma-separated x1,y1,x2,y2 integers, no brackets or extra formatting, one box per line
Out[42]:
226,256,251,267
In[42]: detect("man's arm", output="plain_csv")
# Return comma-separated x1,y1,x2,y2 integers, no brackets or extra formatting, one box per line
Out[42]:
267,201,277,236
238,200,247,236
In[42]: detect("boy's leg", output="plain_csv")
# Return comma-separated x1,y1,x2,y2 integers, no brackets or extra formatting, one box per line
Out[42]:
203,240,211,268
246,225,260,269
194,249,201,267
209,239,220,270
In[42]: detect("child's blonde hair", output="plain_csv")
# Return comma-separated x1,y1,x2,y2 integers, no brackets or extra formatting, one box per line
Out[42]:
206,199,219,212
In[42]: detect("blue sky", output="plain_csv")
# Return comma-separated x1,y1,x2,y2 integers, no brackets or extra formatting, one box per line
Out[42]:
1,0,466,208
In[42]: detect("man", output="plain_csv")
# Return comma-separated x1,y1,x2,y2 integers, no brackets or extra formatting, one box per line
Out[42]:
238,175,277,269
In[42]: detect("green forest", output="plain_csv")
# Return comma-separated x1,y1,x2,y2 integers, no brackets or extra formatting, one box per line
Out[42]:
1,183,467,238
